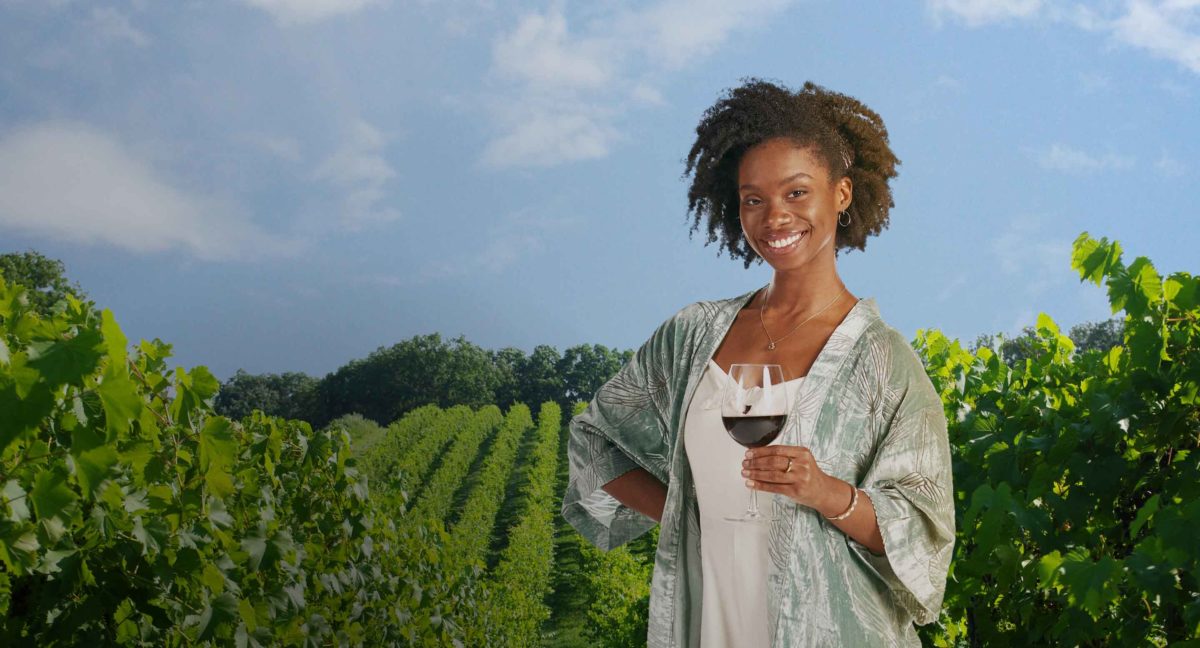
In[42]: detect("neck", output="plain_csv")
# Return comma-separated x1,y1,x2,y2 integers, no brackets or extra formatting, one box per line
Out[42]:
762,264,847,316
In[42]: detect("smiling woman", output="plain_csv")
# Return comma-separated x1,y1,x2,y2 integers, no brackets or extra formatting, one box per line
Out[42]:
563,78,954,648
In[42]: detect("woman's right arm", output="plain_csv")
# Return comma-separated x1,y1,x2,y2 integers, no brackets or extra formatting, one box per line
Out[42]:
602,468,668,523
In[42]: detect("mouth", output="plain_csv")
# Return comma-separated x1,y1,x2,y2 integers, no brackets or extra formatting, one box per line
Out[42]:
761,230,808,255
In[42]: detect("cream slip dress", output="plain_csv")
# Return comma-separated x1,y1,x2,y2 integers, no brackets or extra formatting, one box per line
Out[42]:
683,359,805,648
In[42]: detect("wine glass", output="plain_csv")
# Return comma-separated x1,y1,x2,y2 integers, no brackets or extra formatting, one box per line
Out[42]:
720,363,788,523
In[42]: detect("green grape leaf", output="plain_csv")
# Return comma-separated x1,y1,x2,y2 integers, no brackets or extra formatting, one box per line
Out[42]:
1129,494,1160,538
1127,257,1163,306
2,480,30,523
26,328,104,389
70,428,118,499
1163,272,1198,310
1071,232,1123,287
194,592,238,643
201,563,225,594
200,418,237,498
189,365,220,400
31,468,76,521
100,310,127,366
96,363,142,441
1062,554,1123,619
1038,550,1064,589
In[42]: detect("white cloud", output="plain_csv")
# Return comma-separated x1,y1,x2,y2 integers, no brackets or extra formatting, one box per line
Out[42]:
360,210,579,285
1036,143,1134,173
240,0,381,24
243,133,303,162
927,0,1044,27
314,119,399,230
927,1,1200,76
1111,0,1200,74
0,122,300,260
481,1,795,168
90,7,149,47
492,10,615,92
481,104,618,167
989,214,1072,300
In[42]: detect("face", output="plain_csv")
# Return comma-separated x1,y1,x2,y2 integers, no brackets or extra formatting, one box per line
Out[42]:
736,137,851,271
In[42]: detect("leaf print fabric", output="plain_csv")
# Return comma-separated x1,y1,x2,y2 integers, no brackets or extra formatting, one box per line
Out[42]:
562,286,955,647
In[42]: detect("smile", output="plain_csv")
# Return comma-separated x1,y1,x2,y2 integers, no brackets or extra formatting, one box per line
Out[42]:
763,230,807,253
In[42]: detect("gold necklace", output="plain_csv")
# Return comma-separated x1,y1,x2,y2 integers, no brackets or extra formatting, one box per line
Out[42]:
758,286,848,351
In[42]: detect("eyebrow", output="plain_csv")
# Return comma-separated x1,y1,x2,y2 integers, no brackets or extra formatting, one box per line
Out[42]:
738,171,813,191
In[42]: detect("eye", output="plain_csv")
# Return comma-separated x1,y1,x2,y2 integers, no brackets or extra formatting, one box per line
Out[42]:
742,196,762,206
788,189,807,198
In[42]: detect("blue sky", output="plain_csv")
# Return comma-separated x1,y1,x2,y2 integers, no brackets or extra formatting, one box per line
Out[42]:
1,0,1197,382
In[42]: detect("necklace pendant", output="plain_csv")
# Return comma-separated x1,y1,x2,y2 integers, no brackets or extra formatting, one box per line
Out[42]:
767,341,776,350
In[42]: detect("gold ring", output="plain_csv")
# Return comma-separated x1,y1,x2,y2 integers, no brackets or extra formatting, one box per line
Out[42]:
785,457,793,473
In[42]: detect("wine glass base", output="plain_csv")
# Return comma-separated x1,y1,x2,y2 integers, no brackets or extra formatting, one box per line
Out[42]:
722,514,778,523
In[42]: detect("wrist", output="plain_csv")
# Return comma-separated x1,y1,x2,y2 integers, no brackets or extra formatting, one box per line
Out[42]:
816,476,854,518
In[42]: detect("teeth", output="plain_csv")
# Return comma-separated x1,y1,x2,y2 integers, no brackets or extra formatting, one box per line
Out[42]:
767,232,804,248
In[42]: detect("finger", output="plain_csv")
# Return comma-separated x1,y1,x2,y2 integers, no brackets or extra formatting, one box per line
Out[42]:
741,467,791,483
745,446,802,458
744,454,804,472
745,479,789,495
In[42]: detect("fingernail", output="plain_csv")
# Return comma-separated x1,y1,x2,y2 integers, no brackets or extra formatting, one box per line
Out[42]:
741,470,748,476
745,480,754,487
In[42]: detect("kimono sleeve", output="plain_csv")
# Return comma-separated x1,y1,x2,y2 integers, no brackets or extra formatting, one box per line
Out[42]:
850,362,956,626
561,310,678,551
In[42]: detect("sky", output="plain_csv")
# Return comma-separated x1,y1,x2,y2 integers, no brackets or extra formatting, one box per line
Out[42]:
0,0,1197,382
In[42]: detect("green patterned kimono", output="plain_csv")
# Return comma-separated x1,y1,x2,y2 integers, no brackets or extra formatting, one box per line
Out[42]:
562,284,954,647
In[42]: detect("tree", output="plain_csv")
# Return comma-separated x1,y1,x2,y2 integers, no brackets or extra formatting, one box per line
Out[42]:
518,345,565,414
970,316,1126,367
214,369,318,421
489,346,527,412
0,249,90,317
558,343,627,403
1067,317,1124,355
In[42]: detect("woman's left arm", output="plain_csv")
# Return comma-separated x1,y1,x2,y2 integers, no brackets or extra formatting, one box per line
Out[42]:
742,356,955,625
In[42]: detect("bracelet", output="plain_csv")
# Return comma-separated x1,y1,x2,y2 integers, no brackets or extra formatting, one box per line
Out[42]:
824,483,858,521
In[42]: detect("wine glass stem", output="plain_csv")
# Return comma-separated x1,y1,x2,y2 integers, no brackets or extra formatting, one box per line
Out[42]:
748,487,760,517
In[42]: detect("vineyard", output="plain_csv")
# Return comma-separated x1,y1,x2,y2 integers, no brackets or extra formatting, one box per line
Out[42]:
1,231,1197,645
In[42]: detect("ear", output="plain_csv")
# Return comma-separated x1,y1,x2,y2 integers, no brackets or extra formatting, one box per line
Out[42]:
836,175,853,211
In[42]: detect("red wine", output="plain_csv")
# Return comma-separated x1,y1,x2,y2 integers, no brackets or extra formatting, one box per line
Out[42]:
722,415,785,448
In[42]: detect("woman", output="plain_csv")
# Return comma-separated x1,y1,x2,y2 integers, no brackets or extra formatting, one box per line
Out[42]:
562,78,954,647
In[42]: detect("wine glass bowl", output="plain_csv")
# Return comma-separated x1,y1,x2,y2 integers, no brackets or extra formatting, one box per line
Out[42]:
719,363,788,522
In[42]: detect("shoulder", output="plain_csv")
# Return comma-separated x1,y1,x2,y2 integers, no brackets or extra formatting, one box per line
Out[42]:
659,287,757,329
860,313,941,411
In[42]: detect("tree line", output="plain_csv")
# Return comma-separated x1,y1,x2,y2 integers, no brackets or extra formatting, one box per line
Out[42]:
0,249,1124,431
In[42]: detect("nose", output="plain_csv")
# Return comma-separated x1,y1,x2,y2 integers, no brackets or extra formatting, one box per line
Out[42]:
767,200,794,226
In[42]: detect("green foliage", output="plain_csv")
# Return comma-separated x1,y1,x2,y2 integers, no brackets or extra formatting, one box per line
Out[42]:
326,412,386,456
580,538,653,648
296,333,629,431
402,406,502,525
0,250,90,319
349,404,438,468
920,232,1200,645
463,402,562,646
363,405,470,514
0,275,474,645
214,369,317,422
444,404,533,576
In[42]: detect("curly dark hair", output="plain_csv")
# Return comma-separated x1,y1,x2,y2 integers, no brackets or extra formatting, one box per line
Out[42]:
683,78,900,268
